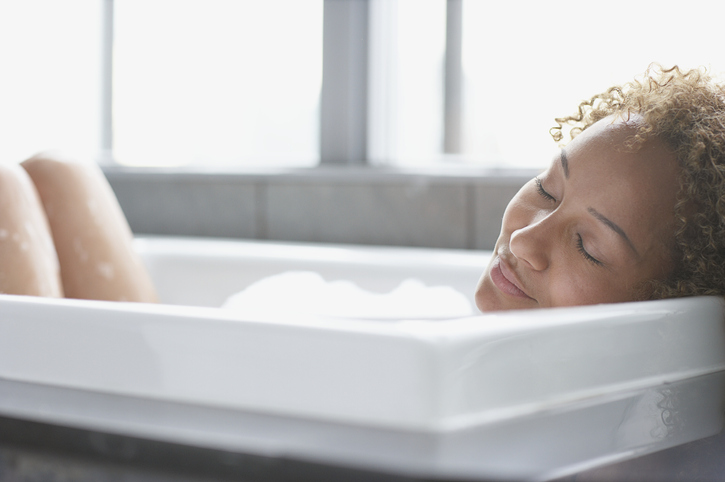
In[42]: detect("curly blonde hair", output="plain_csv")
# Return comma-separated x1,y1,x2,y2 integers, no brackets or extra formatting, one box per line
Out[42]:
550,65,725,300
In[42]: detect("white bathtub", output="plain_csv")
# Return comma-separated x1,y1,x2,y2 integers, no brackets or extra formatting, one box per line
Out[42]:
0,236,724,481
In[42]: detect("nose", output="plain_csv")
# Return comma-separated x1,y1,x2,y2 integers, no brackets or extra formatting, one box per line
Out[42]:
509,217,551,271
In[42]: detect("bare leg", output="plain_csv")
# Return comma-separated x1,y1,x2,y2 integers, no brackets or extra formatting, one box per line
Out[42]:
22,152,158,302
0,164,63,297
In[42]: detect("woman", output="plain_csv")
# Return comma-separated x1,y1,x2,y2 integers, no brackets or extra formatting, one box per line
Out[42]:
5,65,725,312
476,65,725,311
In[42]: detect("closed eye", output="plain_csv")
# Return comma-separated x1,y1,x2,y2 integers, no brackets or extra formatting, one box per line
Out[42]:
535,177,557,202
576,234,603,266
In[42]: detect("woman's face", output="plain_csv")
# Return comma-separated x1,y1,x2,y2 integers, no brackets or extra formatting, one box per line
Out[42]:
475,116,680,312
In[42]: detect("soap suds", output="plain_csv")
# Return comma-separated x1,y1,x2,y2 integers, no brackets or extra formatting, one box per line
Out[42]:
222,271,474,320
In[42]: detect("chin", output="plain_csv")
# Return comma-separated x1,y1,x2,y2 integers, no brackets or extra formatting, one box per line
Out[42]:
475,275,508,312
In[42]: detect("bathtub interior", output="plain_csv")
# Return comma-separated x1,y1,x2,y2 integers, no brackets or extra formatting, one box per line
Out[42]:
134,236,488,313
0,235,724,481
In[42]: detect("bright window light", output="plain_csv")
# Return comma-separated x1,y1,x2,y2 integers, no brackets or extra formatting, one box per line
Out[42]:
113,0,322,167
461,0,725,169
0,0,103,164
368,0,446,166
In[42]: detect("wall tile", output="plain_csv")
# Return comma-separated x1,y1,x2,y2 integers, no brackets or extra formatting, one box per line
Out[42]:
266,181,469,248
472,181,527,250
105,170,532,250
107,176,258,239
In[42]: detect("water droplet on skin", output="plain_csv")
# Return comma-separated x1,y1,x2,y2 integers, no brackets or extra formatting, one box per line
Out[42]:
97,262,115,280
73,237,89,263
86,199,104,226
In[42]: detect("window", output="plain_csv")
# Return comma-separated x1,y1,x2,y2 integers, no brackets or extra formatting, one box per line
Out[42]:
0,0,103,164
460,0,725,168
4,1,725,170
368,0,446,166
114,0,322,167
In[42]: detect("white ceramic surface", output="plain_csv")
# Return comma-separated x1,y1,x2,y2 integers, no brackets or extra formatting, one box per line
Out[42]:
0,236,723,481
134,236,488,309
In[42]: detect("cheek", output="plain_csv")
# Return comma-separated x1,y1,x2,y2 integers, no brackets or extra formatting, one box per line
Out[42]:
545,267,637,307
548,279,592,307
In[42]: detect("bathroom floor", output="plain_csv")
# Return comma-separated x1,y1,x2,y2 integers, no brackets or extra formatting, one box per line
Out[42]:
2,414,725,482
0,415,483,482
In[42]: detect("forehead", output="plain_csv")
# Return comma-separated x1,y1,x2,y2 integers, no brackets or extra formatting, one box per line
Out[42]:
564,116,677,184
562,117,680,251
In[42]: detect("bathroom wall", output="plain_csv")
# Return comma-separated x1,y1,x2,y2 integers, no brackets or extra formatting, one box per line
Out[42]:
104,167,531,250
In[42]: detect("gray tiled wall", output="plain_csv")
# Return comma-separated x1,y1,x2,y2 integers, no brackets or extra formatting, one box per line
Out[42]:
108,175,259,238
266,181,469,247
472,183,520,250
104,167,531,250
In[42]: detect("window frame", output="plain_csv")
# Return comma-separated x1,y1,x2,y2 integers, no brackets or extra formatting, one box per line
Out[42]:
100,0,531,251
102,0,464,168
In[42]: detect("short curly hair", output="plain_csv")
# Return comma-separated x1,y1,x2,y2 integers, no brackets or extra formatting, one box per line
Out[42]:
549,65,725,300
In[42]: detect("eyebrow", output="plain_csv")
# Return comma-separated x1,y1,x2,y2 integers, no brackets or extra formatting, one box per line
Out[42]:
587,207,639,257
560,149,570,178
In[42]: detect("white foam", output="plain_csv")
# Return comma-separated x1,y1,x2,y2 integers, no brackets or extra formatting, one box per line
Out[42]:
221,271,474,320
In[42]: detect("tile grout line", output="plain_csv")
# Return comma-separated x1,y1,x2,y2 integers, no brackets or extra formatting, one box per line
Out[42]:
255,182,269,240
466,182,476,250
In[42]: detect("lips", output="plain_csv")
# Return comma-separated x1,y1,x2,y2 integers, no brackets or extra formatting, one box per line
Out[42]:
490,257,533,300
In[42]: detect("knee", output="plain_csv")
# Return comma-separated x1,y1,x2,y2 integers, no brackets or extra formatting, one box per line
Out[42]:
0,163,42,207
21,151,86,185
20,152,113,217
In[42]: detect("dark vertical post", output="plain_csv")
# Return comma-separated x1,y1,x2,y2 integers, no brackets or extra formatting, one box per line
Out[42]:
444,0,463,154
100,0,114,163
320,0,369,165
